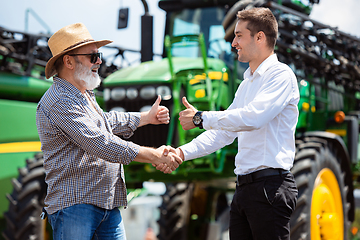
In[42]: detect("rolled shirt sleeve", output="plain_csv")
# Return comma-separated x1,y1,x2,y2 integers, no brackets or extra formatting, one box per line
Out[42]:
46,98,140,165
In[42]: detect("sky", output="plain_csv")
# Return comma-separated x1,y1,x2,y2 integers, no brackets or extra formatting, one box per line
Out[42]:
1,0,360,65
310,0,360,38
0,0,166,65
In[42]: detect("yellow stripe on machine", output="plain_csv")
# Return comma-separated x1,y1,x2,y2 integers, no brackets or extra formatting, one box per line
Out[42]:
189,72,229,85
326,129,347,136
0,141,41,153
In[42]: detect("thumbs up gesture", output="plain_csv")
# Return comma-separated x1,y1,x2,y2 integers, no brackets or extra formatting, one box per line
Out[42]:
147,95,170,125
179,97,198,130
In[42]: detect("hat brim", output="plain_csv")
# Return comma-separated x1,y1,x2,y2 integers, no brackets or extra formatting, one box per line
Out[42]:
45,39,112,79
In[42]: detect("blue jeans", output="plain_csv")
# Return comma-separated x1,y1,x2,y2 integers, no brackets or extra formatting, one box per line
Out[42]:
47,204,126,240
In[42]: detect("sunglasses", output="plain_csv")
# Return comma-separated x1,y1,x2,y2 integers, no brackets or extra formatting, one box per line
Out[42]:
68,52,102,64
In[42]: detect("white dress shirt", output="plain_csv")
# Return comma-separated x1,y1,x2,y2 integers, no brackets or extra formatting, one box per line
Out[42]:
180,54,300,175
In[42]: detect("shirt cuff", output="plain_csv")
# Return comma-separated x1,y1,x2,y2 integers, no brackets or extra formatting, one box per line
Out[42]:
122,112,141,139
179,142,199,161
202,111,219,130
129,112,141,131
121,141,141,165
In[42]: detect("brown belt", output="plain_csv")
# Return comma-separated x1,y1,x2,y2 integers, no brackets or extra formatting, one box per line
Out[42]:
236,168,290,186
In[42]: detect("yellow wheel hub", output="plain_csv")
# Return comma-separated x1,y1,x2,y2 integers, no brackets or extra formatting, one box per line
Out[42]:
311,168,344,240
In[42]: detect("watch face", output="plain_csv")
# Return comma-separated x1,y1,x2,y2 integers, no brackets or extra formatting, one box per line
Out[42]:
193,116,201,125
193,111,203,127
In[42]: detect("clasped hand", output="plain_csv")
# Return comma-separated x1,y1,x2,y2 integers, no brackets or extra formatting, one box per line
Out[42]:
151,97,195,173
153,146,183,174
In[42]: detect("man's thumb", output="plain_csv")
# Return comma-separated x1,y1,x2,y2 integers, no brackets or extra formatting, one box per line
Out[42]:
182,96,192,109
163,148,169,156
153,95,161,107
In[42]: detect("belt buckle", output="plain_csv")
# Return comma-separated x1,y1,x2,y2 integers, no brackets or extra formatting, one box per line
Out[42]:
40,208,47,220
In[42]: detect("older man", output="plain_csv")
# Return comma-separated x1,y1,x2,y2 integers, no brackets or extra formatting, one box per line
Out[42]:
36,23,181,240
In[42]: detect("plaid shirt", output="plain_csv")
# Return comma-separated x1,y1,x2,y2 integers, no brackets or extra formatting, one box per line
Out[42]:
36,77,140,214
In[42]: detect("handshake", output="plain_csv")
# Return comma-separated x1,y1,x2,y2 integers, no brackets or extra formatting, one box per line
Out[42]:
151,96,199,173
142,95,198,174
152,146,184,174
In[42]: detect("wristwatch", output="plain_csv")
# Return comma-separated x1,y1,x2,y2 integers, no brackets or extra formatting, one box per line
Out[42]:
192,111,203,129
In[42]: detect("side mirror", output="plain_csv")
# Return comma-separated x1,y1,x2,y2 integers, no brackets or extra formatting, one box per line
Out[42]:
117,8,129,29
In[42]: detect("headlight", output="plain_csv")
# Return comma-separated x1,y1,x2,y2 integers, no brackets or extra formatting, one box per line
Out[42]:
140,86,156,100
126,88,138,100
111,88,126,101
111,107,126,112
156,86,172,100
139,105,152,112
103,88,110,101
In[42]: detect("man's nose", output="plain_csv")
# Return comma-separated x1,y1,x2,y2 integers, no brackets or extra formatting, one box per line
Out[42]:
231,38,237,47
95,56,102,65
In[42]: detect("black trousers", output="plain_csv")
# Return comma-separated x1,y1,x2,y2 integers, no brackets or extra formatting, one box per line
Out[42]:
229,172,298,240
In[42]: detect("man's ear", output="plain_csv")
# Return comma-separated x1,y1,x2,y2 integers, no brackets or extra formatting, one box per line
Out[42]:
256,31,266,42
63,55,74,70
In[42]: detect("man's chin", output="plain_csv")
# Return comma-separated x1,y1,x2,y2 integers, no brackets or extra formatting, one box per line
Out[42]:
86,83,101,90
238,57,248,63
86,77,101,90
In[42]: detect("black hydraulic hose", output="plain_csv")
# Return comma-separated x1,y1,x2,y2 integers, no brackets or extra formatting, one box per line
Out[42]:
141,0,149,14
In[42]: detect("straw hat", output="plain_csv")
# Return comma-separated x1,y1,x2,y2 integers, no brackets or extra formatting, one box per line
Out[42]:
45,23,112,79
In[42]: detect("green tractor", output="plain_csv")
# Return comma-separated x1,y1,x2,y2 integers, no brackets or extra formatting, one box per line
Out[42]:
0,27,52,239
1,0,360,239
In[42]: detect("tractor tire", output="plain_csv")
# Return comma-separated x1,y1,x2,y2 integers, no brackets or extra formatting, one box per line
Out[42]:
290,136,350,240
2,152,49,240
157,183,231,240
157,183,194,240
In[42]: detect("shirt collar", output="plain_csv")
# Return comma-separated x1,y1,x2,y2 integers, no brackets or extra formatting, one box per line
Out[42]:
53,76,94,98
244,54,278,78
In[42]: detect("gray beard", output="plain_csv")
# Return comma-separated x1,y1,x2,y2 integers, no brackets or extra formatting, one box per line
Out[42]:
74,62,101,90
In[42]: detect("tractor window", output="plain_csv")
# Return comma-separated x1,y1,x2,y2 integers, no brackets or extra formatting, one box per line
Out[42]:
208,25,231,59
168,7,232,61
173,14,201,36
172,17,200,58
